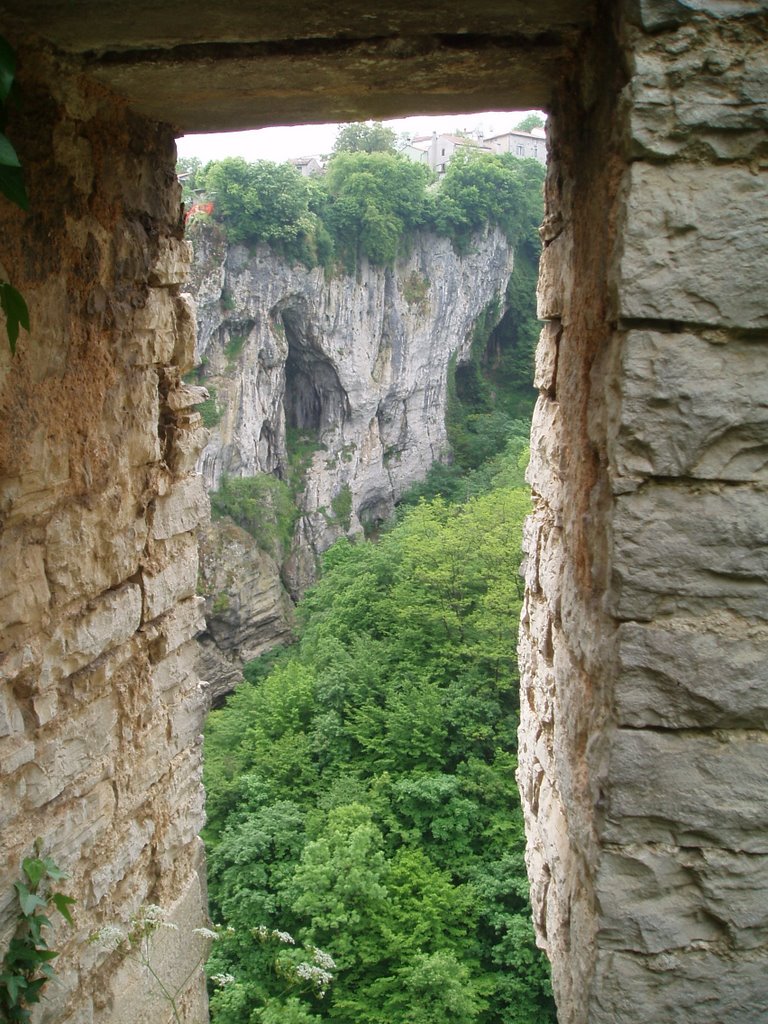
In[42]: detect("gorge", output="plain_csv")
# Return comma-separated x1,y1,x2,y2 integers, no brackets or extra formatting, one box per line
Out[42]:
189,219,518,695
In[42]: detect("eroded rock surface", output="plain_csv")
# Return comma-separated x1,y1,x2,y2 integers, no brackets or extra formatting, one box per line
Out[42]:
191,226,514,591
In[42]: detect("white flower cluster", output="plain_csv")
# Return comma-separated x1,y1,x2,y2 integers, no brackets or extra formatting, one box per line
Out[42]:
294,947,335,996
311,947,336,972
134,904,178,933
92,924,126,952
254,924,296,945
192,927,219,942
210,972,235,988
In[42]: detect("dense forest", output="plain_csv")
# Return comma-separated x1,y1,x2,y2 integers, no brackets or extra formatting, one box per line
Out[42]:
196,123,554,1024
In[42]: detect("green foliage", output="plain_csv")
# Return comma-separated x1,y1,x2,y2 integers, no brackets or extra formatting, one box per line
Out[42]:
0,848,75,1023
286,428,326,501
332,122,398,155
204,467,553,1024
0,280,29,355
210,474,298,559
199,385,223,428
329,484,352,530
324,152,432,268
177,155,204,205
0,36,29,354
402,272,430,311
179,140,544,279
434,151,545,254
514,114,545,133
202,157,317,264
224,332,246,366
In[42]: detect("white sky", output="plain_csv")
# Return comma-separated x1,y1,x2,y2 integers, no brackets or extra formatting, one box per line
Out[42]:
176,110,545,164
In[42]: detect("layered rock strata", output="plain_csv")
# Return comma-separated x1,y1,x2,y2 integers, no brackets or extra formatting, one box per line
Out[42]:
0,45,210,1024
197,519,294,705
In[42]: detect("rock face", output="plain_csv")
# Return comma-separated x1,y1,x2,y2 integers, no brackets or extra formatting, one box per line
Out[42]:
0,46,210,1024
190,225,514,593
3,6,766,1024
197,519,294,705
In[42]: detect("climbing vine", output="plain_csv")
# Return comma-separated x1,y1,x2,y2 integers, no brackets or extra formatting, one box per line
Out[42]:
0,35,29,354
0,845,75,1022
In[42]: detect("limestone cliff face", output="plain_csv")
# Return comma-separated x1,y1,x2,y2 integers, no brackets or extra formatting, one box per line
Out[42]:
189,225,514,593
197,519,294,705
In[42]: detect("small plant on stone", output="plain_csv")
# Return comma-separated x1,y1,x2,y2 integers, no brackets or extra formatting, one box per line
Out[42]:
91,904,218,1024
0,844,76,1022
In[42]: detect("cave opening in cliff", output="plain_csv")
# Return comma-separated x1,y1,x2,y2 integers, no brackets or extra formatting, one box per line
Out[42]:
279,302,351,436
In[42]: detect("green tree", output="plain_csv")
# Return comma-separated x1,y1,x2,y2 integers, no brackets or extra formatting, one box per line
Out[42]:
202,157,315,260
332,122,398,155
514,113,545,133
324,151,431,267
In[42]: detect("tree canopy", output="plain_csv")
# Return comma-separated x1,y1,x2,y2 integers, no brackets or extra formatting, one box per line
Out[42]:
182,148,544,270
332,121,399,155
203,428,554,1024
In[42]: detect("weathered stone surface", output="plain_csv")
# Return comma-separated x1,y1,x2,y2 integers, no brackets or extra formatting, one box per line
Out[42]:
0,533,50,639
603,729,768,852
45,583,143,686
46,496,149,600
627,14,768,159
619,163,768,330
144,597,206,664
103,857,209,1024
615,616,768,728
197,518,294,700
142,534,199,622
0,45,208,1024
150,237,193,287
613,330,768,483
630,0,767,33
152,474,209,540
590,946,768,1024
596,842,768,953
612,483,768,621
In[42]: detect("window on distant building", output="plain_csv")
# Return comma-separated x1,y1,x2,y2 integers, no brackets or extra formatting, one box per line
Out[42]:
516,144,524,155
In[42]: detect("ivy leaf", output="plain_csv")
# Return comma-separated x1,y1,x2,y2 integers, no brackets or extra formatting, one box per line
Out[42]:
13,882,46,918
0,37,15,104
20,977,46,1004
0,164,27,209
21,858,45,887
52,893,76,925
27,912,52,946
0,971,27,1003
0,133,20,167
0,282,29,354
41,858,67,882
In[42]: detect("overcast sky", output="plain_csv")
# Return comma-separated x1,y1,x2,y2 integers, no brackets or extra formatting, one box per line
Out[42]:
176,110,546,164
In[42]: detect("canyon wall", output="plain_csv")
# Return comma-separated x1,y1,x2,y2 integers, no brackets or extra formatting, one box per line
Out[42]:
517,4,768,1022
190,226,513,594
0,43,210,1024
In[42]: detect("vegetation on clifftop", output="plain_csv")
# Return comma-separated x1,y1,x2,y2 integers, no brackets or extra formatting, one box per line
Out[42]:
179,147,544,271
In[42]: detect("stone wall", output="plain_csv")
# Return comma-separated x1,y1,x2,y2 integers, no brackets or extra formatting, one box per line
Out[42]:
0,41,210,1023
517,2,768,1022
